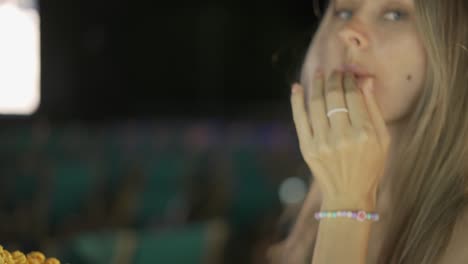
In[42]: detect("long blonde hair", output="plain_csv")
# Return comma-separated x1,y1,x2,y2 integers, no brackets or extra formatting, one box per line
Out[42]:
309,0,468,263
379,0,468,262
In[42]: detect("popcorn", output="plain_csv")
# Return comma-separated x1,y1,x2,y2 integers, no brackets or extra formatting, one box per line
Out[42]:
0,246,60,264
26,252,45,264
43,259,60,264
11,251,27,264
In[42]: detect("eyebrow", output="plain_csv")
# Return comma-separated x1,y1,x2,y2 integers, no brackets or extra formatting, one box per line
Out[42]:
332,0,414,9
333,0,412,4
388,0,413,5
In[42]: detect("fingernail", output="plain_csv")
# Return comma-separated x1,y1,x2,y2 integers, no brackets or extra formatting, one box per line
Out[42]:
364,79,374,94
291,84,300,94
315,68,324,77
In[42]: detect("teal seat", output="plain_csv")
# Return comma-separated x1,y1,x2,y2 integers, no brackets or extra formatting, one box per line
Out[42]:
133,224,206,264
134,152,187,226
49,159,95,227
67,231,118,264
61,221,229,264
229,148,277,228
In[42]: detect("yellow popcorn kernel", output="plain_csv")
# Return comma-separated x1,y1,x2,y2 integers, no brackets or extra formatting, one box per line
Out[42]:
26,252,45,262
2,250,14,264
26,259,42,264
43,258,60,264
11,251,27,264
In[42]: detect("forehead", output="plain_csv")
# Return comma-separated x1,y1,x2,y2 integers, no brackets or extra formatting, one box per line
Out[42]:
333,0,413,4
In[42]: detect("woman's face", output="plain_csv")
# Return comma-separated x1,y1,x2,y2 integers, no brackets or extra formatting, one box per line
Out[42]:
302,0,427,126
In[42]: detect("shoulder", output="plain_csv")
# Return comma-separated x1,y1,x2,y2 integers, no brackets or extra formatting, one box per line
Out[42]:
437,206,468,263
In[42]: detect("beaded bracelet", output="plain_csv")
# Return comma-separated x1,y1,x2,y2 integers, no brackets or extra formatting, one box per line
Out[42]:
314,210,380,222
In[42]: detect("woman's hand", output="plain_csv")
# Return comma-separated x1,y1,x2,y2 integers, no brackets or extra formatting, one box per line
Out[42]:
291,70,391,206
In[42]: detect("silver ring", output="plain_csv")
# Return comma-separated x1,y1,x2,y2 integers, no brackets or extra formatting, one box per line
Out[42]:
327,108,349,117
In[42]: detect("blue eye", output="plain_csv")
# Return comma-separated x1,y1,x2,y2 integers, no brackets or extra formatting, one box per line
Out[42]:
334,9,353,20
333,9,407,21
383,10,406,21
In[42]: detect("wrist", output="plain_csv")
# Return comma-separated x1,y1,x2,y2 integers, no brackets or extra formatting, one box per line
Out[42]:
320,194,376,212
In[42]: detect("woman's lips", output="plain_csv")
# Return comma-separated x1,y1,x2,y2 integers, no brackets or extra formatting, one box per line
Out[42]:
341,64,374,77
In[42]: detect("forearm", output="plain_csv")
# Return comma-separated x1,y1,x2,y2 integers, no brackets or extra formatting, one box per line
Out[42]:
311,197,376,264
267,184,320,264
287,185,321,248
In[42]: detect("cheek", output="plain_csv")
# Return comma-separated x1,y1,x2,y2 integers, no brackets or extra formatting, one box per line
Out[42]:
404,54,426,96
378,68,425,122
403,39,427,88
375,53,426,122
301,35,336,84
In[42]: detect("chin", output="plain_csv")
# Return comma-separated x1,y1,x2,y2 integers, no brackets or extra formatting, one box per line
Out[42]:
384,112,412,130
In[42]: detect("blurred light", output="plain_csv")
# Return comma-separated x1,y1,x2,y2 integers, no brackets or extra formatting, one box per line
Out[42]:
279,177,307,205
0,0,40,115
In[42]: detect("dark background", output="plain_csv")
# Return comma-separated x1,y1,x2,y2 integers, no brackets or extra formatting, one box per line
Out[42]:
38,0,323,121
0,1,328,263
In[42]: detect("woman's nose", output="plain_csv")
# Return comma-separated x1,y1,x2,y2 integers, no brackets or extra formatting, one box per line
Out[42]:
338,27,369,50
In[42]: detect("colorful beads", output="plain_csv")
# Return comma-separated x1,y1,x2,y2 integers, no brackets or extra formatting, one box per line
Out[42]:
314,210,379,222
356,211,365,221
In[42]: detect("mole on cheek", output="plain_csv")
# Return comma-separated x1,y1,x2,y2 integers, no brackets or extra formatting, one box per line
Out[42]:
407,75,412,81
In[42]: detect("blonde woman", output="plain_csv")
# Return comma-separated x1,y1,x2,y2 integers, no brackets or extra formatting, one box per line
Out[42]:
268,0,468,263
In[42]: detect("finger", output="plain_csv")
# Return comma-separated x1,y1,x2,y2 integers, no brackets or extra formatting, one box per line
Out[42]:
325,70,351,132
291,84,314,147
363,80,391,149
343,72,373,132
308,69,329,142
